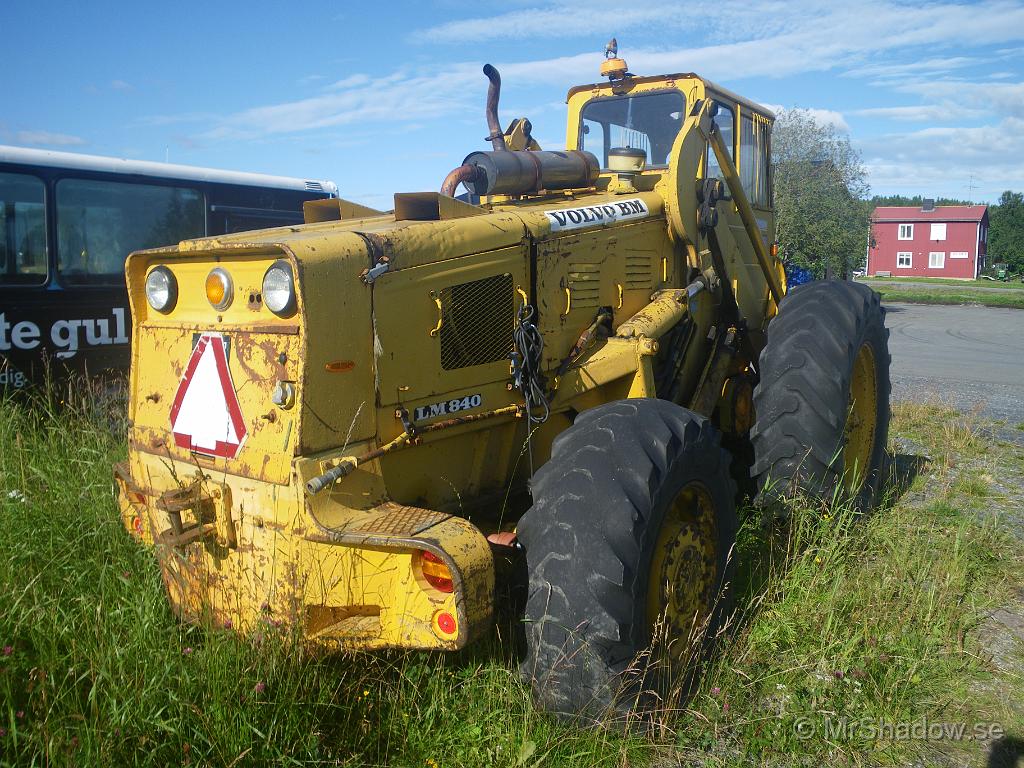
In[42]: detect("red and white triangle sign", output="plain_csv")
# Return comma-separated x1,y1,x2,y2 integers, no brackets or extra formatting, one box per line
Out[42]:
170,333,248,459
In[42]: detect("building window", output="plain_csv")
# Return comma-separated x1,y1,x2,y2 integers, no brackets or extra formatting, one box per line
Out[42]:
950,251,968,259
929,251,945,269
896,252,912,268
898,223,913,240
930,222,946,240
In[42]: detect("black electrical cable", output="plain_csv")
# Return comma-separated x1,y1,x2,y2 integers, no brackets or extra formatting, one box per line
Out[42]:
511,302,549,478
512,303,549,426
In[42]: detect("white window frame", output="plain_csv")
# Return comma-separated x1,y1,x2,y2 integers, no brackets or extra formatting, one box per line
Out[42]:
898,223,913,240
930,222,947,240
950,251,968,259
896,252,913,268
929,251,945,269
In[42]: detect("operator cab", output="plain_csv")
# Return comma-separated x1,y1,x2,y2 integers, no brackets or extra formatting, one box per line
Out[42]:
564,57,774,213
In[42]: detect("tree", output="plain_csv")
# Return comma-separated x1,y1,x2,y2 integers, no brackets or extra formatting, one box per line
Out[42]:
772,109,869,278
988,191,1024,274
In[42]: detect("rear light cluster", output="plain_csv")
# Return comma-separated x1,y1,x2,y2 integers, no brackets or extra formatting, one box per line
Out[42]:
144,261,297,318
416,550,454,593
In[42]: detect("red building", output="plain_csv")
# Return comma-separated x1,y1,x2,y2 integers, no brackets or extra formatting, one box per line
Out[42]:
868,202,989,279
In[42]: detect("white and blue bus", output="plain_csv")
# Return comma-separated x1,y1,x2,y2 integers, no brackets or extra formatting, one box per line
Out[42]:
0,146,337,388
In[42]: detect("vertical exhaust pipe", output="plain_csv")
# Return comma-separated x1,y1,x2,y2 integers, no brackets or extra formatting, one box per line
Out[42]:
483,64,508,151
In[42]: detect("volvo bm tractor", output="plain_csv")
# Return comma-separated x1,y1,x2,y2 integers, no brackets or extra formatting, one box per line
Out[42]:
116,49,890,722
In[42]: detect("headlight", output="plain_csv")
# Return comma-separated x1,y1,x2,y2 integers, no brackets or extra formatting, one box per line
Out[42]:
205,267,233,310
262,260,296,316
145,266,177,313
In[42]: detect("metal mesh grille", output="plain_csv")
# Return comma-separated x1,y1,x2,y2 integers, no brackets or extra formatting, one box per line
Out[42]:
439,273,514,370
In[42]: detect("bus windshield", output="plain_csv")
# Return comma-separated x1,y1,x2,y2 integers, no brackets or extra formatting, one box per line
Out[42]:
56,178,204,284
580,91,686,169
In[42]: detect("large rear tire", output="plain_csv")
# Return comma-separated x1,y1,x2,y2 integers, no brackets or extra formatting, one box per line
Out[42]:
751,280,891,507
518,399,737,724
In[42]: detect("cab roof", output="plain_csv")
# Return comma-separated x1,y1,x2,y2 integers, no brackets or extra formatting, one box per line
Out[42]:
567,73,775,121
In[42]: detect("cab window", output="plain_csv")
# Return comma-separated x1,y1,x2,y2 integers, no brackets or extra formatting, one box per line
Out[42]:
56,178,204,284
705,101,735,182
0,172,47,285
740,114,771,208
580,91,686,168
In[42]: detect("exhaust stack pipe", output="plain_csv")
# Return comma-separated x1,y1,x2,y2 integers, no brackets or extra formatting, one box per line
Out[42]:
483,64,508,151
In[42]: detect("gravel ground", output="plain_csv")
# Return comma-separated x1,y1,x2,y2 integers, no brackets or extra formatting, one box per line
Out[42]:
884,302,1024,432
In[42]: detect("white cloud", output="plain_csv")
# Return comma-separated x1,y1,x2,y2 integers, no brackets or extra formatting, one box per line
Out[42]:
860,117,1024,200
14,130,86,147
171,0,1024,206
849,105,955,122
762,104,850,131
111,79,134,91
419,2,663,43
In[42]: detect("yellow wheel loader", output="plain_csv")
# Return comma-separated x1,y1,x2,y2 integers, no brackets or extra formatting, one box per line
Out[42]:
115,48,890,723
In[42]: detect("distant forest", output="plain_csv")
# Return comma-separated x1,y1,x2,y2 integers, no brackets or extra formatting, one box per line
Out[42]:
869,191,1024,275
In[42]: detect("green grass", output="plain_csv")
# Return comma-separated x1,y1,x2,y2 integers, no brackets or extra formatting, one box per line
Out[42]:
1,390,1021,766
857,275,1024,308
860,276,1024,290
873,288,1024,309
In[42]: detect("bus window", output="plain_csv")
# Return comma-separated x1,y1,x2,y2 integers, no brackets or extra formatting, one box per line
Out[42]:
740,114,771,208
56,179,203,284
580,91,685,168
0,172,47,285
705,101,735,183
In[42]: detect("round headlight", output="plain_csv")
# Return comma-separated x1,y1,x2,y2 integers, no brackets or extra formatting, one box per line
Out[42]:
205,267,233,310
262,260,296,316
145,266,177,313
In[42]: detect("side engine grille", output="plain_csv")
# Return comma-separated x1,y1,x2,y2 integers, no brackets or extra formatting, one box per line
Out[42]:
439,273,514,371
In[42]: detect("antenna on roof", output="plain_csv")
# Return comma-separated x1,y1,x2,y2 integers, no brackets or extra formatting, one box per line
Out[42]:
966,173,977,201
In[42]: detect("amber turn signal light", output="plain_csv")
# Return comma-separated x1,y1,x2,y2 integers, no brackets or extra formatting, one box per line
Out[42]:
206,268,233,310
416,550,454,593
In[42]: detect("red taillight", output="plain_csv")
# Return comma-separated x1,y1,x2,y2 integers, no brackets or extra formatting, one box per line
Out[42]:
417,550,454,593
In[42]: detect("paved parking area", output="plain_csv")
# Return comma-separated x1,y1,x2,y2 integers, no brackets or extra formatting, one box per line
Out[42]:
885,302,1024,425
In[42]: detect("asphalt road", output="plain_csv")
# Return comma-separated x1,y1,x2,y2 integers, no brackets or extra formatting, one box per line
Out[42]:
885,302,1024,424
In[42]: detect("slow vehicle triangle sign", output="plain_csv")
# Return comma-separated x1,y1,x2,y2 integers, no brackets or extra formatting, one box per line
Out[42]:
169,333,247,459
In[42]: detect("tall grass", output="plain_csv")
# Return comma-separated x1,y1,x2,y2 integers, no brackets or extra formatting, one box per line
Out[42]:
0,389,1019,766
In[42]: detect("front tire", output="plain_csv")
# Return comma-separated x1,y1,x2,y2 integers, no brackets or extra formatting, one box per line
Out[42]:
518,399,738,723
751,280,891,507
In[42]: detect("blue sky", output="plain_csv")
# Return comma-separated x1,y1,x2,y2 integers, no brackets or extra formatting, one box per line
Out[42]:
4,0,1023,206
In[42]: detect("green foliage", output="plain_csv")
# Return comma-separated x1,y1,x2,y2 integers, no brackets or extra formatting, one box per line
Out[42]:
772,109,870,278
989,190,1024,274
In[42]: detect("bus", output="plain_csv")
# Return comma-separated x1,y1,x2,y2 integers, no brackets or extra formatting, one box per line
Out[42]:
0,145,338,389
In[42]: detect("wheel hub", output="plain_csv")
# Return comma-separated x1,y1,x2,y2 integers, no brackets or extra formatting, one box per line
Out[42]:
842,342,879,494
647,483,718,662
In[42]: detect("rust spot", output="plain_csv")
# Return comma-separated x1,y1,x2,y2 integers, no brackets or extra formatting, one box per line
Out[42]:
247,290,264,311
145,392,161,403
325,360,355,373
